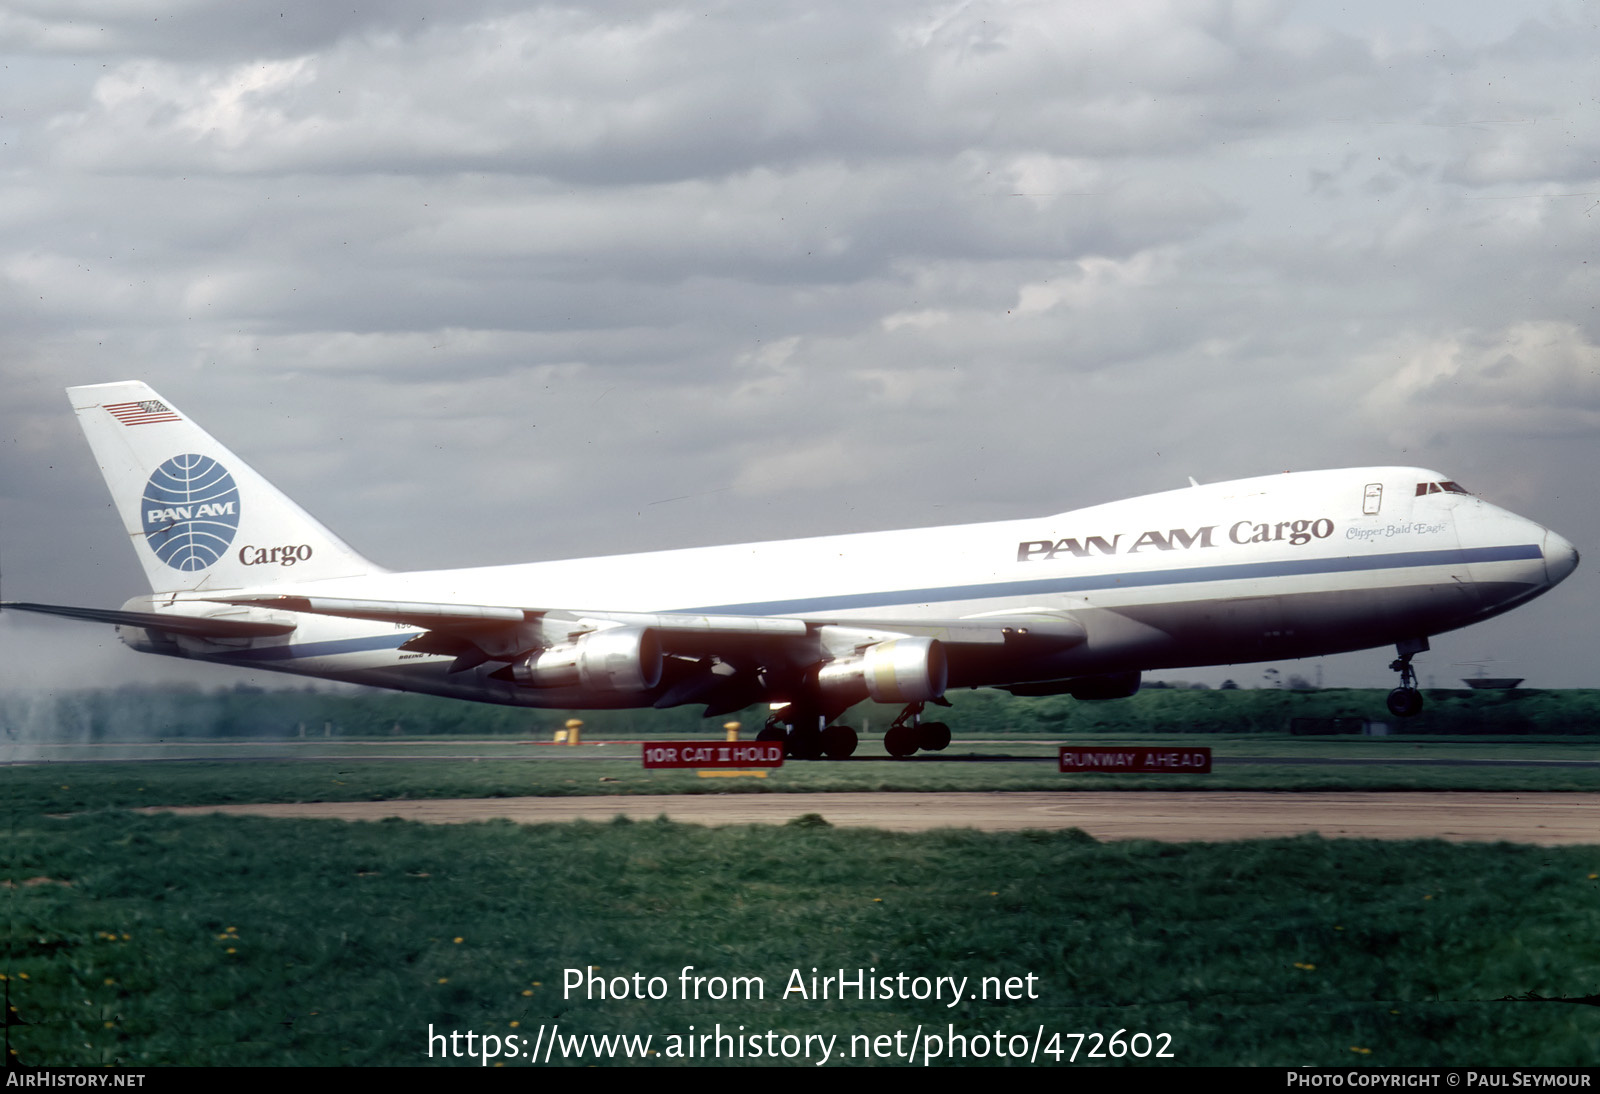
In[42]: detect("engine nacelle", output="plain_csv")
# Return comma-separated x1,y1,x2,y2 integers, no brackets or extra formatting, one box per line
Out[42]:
511,627,663,693
816,636,948,707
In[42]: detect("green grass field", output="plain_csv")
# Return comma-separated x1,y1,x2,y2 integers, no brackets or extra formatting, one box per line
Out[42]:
8,734,1600,813
6,737,1600,1067
6,808,1599,1067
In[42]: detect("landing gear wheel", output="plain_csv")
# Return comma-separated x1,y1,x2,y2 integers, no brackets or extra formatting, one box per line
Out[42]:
820,724,858,760
756,721,787,743
1386,687,1424,718
884,723,919,758
918,721,951,752
1386,642,1426,718
787,723,824,760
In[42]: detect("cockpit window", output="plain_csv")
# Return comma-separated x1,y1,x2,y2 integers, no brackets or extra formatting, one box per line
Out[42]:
1440,481,1469,494
1416,481,1471,496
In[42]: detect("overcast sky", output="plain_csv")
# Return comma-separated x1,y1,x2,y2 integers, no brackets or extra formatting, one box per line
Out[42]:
1,0,1595,696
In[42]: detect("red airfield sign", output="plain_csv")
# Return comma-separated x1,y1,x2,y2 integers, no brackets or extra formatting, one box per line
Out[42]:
642,741,785,769
1059,746,1212,774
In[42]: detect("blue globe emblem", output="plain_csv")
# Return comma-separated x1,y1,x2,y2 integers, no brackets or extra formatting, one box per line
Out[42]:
141,454,242,571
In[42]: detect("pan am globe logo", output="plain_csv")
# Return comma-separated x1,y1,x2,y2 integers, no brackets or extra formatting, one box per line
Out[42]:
141,454,242,570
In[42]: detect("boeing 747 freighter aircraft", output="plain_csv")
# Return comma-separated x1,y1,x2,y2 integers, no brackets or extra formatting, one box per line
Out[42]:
4,382,1580,758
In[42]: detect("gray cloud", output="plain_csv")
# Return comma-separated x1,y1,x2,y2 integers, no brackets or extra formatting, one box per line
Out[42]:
2,0,1595,691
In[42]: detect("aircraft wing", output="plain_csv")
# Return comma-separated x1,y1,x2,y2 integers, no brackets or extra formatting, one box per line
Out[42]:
204,593,1088,707
11,590,1087,716
205,592,1086,651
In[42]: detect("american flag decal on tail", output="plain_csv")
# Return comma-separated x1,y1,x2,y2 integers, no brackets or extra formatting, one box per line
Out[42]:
105,400,181,426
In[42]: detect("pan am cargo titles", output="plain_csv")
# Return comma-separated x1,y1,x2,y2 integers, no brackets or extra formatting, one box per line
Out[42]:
1017,517,1335,562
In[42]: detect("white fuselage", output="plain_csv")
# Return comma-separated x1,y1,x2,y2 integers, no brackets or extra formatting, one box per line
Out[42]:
129,466,1577,709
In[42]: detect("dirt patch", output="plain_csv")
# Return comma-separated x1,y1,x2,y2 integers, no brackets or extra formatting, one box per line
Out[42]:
150,791,1600,845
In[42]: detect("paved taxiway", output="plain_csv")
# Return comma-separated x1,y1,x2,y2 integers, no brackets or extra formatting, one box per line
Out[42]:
154,791,1600,845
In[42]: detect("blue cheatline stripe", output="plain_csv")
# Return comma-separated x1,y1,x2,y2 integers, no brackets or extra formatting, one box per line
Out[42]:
678,544,1544,616
215,543,1542,662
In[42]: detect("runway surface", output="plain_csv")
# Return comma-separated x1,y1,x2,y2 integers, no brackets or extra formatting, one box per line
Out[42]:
154,791,1600,845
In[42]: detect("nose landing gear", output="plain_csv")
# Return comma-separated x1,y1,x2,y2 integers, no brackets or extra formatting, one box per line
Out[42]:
1386,638,1428,718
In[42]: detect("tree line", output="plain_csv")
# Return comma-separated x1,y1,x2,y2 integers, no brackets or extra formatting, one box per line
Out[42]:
4,682,1598,740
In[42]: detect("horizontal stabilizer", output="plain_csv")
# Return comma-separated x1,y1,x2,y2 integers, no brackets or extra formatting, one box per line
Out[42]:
3,601,297,639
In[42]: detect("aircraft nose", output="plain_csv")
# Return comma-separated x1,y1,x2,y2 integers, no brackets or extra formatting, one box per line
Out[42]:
1542,528,1580,587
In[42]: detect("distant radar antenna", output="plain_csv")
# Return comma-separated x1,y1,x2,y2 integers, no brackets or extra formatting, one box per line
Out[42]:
1454,658,1524,690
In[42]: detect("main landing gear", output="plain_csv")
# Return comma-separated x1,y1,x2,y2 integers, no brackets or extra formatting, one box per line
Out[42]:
883,702,952,759
1386,638,1428,718
758,700,954,760
759,711,858,760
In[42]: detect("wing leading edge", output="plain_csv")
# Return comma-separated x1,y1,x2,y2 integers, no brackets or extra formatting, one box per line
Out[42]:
204,592,1087,652
203,592,1089,712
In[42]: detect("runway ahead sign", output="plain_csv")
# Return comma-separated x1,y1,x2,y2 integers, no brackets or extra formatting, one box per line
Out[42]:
1059,746,1212,774
643,742,785,769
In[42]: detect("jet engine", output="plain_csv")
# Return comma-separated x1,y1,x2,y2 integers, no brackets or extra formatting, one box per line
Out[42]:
510,627,663,692
816,636,948,707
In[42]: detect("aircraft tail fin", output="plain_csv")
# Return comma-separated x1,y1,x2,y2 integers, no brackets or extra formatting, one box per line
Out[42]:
68,381,381,594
